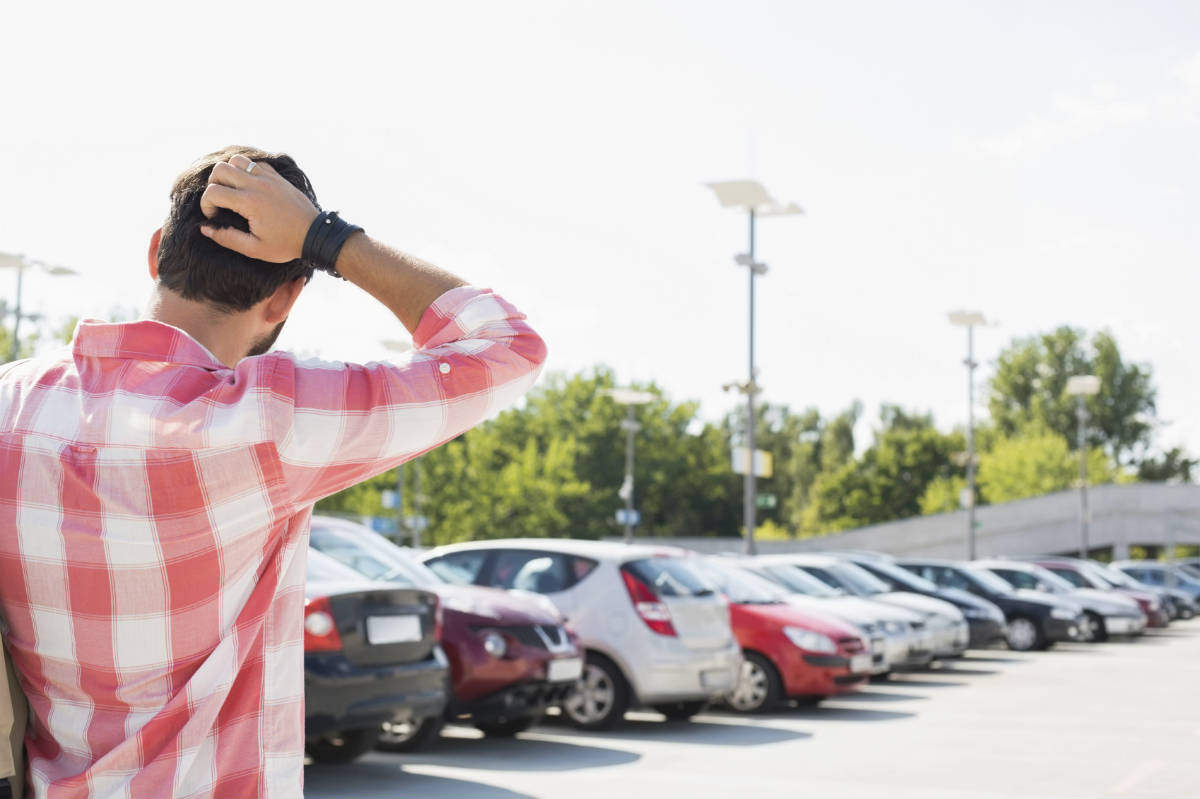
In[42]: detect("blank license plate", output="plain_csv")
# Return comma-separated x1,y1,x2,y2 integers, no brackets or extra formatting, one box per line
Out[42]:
547,657,583,682
366,615,422,644
701,668,734,690
850,654,873,673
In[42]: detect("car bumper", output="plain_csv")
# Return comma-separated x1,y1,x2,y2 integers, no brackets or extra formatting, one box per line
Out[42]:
305,645,450,738
931,620,970,658
1104,614,1146,636
883,631,934,670
1045,616,1083,643
966,618,1007,647
634,641,743,704
1146,609,1170,628
452,678,577,723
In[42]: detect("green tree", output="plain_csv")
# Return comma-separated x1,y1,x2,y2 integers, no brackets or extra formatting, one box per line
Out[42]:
976,429,1126,504
988,327,1157,465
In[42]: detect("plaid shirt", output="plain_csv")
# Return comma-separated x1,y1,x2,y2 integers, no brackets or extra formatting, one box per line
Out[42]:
0,286,545,798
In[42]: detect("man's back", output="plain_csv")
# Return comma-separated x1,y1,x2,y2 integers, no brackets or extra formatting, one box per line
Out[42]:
0,286,544,797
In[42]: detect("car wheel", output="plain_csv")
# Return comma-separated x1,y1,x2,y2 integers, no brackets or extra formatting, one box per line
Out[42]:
1005,617,1045,651
475,715,540,737
653,700,708,721
726,652,782,713
306,729,377,764
563,652,630,730
1083,612,1108,642
376,717,444,752
1179,605,1195,620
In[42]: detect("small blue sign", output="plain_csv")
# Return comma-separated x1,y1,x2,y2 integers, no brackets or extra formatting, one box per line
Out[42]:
615,508,641,526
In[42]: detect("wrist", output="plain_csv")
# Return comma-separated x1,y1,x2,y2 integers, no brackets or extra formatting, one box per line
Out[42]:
302,211,363,278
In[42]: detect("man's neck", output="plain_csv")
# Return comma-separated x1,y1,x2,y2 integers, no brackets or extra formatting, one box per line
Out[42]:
144,287,250,368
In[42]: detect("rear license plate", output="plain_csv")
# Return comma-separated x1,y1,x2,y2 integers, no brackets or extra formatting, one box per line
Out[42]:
850,654,872,673
701,668,734,690
365,615,422,644
547,657,583,682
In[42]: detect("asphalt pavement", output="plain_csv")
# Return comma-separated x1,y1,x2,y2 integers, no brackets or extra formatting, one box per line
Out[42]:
305,619,1200,799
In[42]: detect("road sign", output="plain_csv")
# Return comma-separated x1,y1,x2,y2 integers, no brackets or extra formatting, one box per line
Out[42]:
381,489,399,509
732,448,773,478
405,515,429,532
756,494,777,509
615,508,641,526
369,516,398,534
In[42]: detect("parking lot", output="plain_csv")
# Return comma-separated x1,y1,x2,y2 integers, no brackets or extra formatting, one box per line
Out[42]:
305,620,1198,799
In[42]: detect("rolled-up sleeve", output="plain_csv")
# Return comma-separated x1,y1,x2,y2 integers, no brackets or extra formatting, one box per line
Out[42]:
266,287,546,507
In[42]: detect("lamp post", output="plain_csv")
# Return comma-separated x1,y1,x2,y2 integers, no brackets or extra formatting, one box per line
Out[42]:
604,388,656,544
0,252,79,361
705,181,802,555
948,310,988,560
1066,375,1102,559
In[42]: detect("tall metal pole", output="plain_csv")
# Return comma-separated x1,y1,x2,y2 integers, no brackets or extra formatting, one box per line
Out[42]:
9,264,24,362
744,209,758,556
623,403,636,544
965,324,977,560
1077,395,1089,558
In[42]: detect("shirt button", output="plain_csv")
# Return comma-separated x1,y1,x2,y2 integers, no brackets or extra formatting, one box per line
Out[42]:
439,362,451,374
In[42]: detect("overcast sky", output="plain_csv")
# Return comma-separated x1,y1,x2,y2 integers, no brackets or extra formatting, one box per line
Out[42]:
3,1,1198,455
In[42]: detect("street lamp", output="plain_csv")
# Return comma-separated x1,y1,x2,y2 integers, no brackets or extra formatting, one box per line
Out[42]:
0,252,80,362
1066,374,1102,559
948,310,989,560
604,388,656,544
705,181,803,555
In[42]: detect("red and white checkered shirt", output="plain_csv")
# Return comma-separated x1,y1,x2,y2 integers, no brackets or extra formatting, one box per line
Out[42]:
0,286,545,798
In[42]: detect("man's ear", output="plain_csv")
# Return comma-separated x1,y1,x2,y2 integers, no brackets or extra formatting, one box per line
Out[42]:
147,228,163,280
263,277,307,324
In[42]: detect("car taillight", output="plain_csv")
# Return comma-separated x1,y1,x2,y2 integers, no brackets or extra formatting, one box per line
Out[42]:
303,597,342,652
621,569,676,637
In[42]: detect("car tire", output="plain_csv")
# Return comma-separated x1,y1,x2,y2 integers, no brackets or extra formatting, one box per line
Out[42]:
726,652,783,713
306,728,378,764
653,700,708,722
563,652,630,730
1179,605,1195,621
1005,617,1046,651
1083,611,1108,642
475,715,540,737
376,717,444,752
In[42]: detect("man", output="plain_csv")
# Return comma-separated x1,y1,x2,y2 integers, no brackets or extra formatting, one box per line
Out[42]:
0,146,546,798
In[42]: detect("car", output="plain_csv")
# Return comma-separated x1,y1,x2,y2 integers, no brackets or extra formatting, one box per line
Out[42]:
422,539,742,729
897,559,1086,652
1093,561,1196,620
1020,557,1169,629
973,559,1146,641
691,557,871,712
1111,560,1200,609
771,554,970,659
731,557,924,674
307,517,584,746
303,549,449,763
836,552,1008,648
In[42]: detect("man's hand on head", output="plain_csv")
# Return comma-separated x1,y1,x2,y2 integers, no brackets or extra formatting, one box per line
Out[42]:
199,154,319,263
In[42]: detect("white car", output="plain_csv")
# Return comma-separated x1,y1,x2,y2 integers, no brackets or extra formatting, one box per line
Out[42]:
422,539,741,729
776,554,970,658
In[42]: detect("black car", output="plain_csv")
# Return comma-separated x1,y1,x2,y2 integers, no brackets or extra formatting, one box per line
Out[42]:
840,554,1007,648
304,550,449,763
897,559,1086,652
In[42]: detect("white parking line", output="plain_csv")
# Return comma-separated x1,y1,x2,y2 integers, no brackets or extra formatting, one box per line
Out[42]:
1108,759,1165,795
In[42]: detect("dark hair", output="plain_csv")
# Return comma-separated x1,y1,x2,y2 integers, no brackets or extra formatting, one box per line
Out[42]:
155,145,319,313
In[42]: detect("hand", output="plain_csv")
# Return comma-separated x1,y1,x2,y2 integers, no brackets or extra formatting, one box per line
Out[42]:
199,154,319,263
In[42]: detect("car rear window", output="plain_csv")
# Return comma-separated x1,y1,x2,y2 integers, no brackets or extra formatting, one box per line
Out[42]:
623,557,715,597
425,550,490,585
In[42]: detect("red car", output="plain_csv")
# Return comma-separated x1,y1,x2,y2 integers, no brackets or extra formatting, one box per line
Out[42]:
694,558,872,712
308,517,582,748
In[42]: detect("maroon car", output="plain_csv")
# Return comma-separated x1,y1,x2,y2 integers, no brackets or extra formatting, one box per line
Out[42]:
308,517,582,749
1030,558,1169,629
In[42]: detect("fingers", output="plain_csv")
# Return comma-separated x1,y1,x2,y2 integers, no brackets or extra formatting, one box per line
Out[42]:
209,160,255,189
200,224,261,257
227,154,254,173
200,182,252,219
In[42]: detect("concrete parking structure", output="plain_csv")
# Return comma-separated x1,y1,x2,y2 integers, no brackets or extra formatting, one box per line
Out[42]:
306,621,1199,799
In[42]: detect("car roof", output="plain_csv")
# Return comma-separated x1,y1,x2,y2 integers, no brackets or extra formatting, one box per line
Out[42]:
896,556,959,567
754,553,842,567
422,538,691,563
1111,560,1165,568
973,559,1038,572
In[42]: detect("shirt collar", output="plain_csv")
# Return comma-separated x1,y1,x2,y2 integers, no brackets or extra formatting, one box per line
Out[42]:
72,318,227,370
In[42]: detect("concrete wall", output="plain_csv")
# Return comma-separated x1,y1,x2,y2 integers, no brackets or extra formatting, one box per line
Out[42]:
615,483,1200,559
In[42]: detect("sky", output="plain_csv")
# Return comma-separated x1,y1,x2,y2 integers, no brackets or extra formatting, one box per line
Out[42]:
2,0,1199,457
